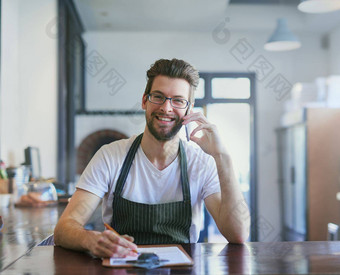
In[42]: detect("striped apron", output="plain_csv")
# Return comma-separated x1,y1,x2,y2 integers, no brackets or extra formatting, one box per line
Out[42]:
111,133,192,244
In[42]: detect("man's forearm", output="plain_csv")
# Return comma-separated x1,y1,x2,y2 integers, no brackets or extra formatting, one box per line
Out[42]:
213,152,250,243
54,218,100,252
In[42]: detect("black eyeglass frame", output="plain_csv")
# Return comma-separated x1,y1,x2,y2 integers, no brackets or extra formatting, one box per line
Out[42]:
147,93,190,109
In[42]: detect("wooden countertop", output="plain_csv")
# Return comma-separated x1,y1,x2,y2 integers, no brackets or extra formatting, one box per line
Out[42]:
3,241,340,274
2,203,340,274
0,203,65,271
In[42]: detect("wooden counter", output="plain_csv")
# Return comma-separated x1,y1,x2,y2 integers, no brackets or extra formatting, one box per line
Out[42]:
3,241,340,274
0,203,65,271
2,203,340,274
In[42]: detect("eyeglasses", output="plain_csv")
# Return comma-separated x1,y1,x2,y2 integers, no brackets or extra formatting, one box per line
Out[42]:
147,93,190,109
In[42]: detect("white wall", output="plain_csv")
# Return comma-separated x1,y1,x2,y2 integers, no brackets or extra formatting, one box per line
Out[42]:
80,28,328,241
0,0,57,178
75,115,145,147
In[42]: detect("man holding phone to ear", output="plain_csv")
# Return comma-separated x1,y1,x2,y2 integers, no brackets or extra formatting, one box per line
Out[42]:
54,58,250,258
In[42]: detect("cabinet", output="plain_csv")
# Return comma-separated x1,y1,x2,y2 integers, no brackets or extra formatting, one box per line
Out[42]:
277,108,340,241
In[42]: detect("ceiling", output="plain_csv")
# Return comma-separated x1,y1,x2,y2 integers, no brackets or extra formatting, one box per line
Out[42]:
73,0,340,33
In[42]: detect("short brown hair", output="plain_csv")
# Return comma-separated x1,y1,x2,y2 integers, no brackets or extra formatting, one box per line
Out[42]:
144,58,199,103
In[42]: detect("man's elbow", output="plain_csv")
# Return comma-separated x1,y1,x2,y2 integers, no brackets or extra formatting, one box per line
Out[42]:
227,234,248,244
224,224,250,244
53,222,62,246
54,219,69,246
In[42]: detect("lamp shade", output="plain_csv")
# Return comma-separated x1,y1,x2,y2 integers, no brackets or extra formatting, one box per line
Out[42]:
264,18,301,51
298,0,340,13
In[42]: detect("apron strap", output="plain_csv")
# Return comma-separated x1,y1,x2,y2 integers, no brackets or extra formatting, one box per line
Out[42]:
179,140,191,203
114,133,143,196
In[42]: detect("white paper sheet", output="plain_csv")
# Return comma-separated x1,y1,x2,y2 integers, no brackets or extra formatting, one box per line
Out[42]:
109,246,192,266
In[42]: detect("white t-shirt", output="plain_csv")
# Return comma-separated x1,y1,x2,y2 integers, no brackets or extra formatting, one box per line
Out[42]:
77,135,220,242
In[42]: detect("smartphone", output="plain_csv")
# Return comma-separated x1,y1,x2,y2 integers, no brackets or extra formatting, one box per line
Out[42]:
185,124,191,142
185,106,192,142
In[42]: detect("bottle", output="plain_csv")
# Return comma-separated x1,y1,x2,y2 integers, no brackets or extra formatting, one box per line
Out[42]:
0,216,3,230
0,160,8,180
6,167,16,194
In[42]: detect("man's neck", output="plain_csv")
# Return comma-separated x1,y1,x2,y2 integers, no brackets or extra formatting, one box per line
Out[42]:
141,129,180,171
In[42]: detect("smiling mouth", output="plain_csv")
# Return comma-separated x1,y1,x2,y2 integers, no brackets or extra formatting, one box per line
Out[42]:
155,115,175,122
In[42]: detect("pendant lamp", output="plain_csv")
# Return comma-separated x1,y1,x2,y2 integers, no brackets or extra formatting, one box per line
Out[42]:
298,0,340,13
264,18,301,52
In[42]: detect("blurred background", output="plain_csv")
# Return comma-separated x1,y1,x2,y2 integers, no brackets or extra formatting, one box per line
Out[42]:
1,0,340,242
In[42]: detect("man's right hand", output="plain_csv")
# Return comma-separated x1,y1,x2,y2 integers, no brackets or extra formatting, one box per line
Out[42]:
90,230,138,258
55,189,139,258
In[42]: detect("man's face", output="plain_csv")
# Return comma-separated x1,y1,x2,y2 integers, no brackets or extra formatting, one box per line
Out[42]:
142,75,190,141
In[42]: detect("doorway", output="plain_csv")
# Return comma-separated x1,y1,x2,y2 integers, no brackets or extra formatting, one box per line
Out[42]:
197,72,257,241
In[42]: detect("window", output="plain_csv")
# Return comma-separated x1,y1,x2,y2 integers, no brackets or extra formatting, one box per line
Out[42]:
211,77,250,99
197,72,257,242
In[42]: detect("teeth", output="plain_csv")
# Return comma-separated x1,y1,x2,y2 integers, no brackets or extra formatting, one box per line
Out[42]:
158,117,172,122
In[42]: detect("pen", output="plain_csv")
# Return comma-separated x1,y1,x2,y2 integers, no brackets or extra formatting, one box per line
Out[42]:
104,223,138,254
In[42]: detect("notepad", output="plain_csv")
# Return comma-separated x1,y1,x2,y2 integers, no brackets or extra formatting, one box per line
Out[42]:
102,244,193,267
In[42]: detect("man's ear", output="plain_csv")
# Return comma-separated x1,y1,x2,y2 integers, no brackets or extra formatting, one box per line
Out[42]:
142,94,147,110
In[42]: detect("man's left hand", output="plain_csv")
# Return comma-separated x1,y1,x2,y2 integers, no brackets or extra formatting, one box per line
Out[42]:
183,112,227,158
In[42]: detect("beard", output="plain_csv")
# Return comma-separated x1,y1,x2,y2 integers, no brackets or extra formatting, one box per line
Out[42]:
146,112,183,141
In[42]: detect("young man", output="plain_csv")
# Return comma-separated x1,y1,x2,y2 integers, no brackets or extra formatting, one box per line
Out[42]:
54,58,250,258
